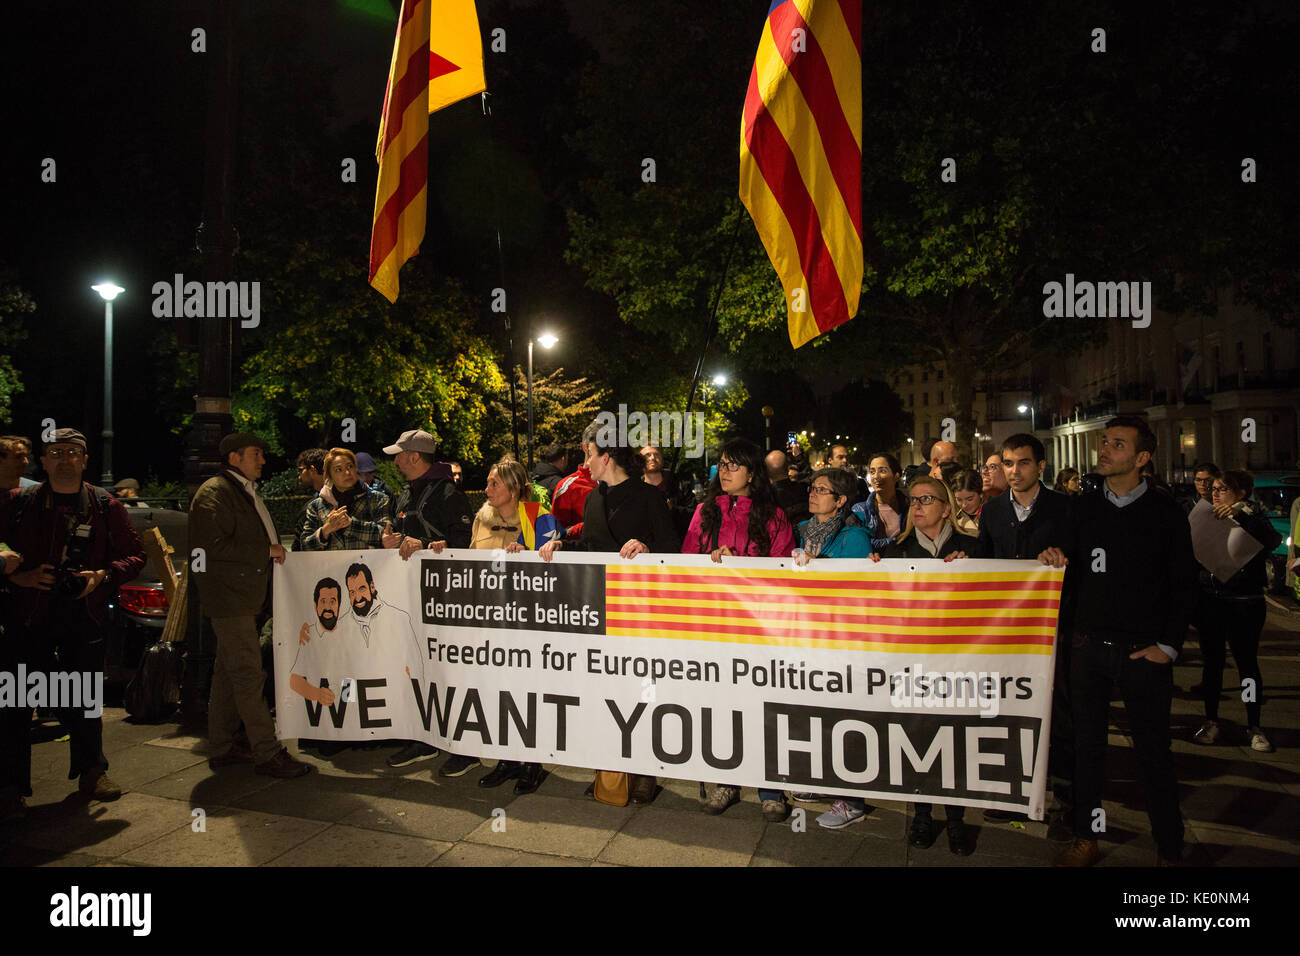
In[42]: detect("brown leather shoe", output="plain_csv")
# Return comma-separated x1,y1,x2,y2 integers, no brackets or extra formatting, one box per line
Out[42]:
255,748,311,779
78,770,123,802
628,774,658,805
209,745,255,770
1053,837,1101,867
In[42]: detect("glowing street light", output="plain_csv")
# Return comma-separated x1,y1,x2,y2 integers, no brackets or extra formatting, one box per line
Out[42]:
92,282,125,484
527,331,559,469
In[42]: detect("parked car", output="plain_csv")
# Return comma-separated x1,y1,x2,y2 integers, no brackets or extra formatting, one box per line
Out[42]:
1251,473,1300,594
105,504,188,685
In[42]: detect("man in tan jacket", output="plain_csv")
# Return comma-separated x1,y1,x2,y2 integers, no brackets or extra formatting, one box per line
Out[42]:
189,433,309,778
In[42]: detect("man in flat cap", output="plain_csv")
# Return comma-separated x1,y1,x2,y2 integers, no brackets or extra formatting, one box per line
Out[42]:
379,429,472,769
189,433,310,778
0,428,146,819
113,477,147,508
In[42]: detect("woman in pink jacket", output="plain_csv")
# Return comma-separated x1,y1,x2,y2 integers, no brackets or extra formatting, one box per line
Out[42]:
682,438,794,816
683,438,795,562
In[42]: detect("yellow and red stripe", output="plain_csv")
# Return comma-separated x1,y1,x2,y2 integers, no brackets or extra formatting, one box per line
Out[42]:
370,0,431,303
605,565,1062,655
370,0,485,303
740,0,862,349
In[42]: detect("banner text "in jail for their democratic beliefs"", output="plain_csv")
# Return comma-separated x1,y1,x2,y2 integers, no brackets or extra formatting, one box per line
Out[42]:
272,550,1062,817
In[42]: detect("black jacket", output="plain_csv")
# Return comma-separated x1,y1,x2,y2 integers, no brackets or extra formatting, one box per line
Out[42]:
976,483,1072,560
772,478,811,528
883,527,980,560
1060,483,1198,653
531,462,566,500
570,478,680,554
391,466,472,549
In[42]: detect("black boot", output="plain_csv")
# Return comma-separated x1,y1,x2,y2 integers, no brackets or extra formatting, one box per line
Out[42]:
513,762,546,795
479,760,523,788
908,811,937,849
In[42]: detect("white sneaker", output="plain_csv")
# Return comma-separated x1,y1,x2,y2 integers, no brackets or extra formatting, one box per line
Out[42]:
816,800,866,830
1248,728,1275,753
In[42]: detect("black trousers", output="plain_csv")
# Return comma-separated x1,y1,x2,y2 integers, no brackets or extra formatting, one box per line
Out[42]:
1049,638,1073,808
1198,595,1266,727
0,603,110,797
1070,636,1183,860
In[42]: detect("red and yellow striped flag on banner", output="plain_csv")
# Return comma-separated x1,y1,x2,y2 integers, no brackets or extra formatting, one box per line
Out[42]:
369,0,486,303
740,0,862,349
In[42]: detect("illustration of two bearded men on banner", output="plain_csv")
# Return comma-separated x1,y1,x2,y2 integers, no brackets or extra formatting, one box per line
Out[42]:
288,560,424,719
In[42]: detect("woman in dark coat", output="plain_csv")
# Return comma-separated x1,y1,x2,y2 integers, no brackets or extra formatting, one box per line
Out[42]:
540,440,680,803
871,474,978,854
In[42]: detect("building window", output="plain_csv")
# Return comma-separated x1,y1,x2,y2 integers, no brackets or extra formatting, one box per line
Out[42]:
923,393,929,406
937,369,944,381
922,371,929,383
1236,340,1247,374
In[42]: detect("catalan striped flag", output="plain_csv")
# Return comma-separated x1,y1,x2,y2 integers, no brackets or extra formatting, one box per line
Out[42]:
605,565,1062,656
740,1,862,349
369,0,485,303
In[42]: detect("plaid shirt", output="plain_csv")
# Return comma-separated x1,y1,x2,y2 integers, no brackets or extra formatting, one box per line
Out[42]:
300,485,390,551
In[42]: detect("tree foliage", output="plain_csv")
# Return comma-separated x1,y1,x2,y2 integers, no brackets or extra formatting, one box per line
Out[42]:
0,282,35,425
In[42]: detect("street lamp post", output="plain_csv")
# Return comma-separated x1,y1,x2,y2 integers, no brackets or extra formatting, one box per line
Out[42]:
92,282,124,485
527,332,558,470
761,405,774,451
1017,402,1037,434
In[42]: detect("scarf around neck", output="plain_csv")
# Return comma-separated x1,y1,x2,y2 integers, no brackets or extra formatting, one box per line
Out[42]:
801,513,843,557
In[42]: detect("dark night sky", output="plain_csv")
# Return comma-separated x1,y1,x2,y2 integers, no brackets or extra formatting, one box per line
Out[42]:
1,1,1296,482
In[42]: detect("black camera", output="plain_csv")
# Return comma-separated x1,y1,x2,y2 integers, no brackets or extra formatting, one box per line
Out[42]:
53,520,94,597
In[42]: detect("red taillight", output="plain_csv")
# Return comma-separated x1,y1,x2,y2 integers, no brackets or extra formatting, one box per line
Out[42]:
118,585,169,617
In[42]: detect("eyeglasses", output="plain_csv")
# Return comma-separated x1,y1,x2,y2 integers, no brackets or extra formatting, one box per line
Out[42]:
717,460,745,473
1210,485,1229,494
45,448,85,459
808,486,835,496
910,494,943,507
980,465,1000,473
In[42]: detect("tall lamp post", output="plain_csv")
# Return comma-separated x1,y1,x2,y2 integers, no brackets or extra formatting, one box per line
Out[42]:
700,373,727,472
1017,402,1037,433
527,331,558,470
761,405,774,451
92,282,124,485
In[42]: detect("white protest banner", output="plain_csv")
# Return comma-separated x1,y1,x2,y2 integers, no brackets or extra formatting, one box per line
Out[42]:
273,550,1063,818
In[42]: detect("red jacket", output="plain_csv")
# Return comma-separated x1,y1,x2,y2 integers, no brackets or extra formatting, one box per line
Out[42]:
552,466,595,540
0,482,146,625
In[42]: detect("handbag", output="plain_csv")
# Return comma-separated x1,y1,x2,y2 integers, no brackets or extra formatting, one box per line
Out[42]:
592,770,629,806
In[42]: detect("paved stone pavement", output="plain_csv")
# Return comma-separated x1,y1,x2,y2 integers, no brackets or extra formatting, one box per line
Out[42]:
3,601,1298,867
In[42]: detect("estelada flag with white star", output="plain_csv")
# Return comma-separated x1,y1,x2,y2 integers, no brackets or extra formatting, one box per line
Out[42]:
369,0,486,303
740,0,862,348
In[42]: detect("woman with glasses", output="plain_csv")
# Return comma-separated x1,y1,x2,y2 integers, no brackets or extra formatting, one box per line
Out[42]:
869,475,979,854
684,438,794,816
1192,470,1281,752
851,452,910,552
785,468,874,828
1053,468,1082,496
299,447,390,550
430,457,563,790
950,468,984,536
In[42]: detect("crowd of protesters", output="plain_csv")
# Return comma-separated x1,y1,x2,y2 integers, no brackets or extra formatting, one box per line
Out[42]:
0,415,1289,868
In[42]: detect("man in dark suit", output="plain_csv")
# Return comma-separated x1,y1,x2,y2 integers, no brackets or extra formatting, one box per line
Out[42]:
976,433,1074,838
189,433,310,778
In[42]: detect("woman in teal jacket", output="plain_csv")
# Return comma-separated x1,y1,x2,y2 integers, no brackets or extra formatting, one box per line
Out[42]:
793,467,873,564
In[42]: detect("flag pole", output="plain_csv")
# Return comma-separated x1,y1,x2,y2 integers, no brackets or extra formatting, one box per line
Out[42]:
481,92,522,462
673,204,745,477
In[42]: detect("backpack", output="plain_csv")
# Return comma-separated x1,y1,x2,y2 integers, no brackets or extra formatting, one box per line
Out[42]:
124,640,184,723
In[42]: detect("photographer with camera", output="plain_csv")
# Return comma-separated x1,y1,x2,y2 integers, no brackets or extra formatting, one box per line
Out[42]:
0,428,145,820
